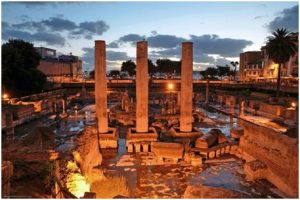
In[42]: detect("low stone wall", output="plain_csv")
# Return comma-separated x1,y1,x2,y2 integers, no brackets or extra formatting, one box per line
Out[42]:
239,120,298,197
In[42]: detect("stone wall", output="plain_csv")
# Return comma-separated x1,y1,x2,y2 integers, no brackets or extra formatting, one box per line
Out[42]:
239,120,298,197
74,126,104,184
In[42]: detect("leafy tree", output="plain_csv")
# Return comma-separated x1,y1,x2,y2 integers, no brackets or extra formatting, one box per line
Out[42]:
148,59,157,76
109,70,120,76
89,70,95,79
2,39,47,97
156,59,181,74
230,61,239,80
205,67,219,79
121,60,136,76
265,28,297,98
217,65,231,77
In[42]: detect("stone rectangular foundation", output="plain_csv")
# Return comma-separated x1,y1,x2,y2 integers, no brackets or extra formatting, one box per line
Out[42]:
98,127,118,149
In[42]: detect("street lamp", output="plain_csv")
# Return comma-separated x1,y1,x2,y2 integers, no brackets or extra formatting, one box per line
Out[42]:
2,93,9,100
167,83,174,90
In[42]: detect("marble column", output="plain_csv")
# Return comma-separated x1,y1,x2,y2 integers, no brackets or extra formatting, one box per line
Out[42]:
180,42,193,132
136,41,148,133
95,40,108,133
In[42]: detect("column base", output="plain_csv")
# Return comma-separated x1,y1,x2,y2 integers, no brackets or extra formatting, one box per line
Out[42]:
99,127,118,149
126,127,158,152
169,126,203,138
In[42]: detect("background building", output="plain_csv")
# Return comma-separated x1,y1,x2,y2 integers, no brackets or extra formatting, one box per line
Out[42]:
240,32,298,82
239,51,262,81
35,47,83,82
261,32,298,79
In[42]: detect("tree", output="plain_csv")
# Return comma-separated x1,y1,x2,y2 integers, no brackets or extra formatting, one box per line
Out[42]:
89,70,95,79
148,59,156,76
205,67,219,79
265,28,297,98
2,39,47,97
109,70,120,76
156,59,181,74
230,61,239,80
121,60,136,76
217,65,231,77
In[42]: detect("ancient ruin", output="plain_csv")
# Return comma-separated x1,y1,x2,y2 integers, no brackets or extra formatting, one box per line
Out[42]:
95,40,118,149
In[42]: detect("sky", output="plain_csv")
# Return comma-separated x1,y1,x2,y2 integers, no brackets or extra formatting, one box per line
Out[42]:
1,1,299,72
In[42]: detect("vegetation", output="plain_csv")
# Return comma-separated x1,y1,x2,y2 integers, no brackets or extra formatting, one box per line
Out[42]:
200,65,235,79
265,28,297,98
121,60,136,76
109,70,121,76
230,61,239,80
2,39,47,97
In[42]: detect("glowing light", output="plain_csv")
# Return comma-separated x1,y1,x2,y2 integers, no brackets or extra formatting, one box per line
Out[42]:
67,161,79,171
2,93,9,99
66,172,90,198
66,161,90,198
270,63,279,70
291,102,297,108
167,83,174,90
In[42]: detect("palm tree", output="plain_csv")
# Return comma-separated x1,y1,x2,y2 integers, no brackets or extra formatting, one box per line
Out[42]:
265,28,297,99
230,61,239,81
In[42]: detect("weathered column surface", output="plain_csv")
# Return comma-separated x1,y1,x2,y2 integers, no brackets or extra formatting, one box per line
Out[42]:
95,40,108,133
136,41,148,132
180,42,193,132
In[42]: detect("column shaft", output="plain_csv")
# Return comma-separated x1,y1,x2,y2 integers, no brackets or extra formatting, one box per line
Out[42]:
136,41,148,132
95,40,108,133
180,42,193,132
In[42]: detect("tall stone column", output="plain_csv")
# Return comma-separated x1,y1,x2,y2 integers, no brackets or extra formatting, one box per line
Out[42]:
180,42,193,132
95,40,108,133
136,41,148,133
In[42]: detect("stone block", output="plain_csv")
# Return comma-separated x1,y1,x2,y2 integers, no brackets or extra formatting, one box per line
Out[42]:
215,149,221,157
170,127,203,138
218,133,228,144
126,127,158,147
151,142,184,160
244,160,268,181
208,151,215,159
99,127,119,149
142,144,149,152
127,144,133,153
220,147,225,155
135,143,141,153
225,146,231,154
230,127,244,139
191,155,202,166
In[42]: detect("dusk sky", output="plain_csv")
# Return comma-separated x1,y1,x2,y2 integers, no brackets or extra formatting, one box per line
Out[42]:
2,1,299,72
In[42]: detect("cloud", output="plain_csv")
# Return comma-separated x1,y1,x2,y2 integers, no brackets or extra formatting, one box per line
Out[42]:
254,15,267,20
42,17,77,31
268,5,298,32
190,34,253,57
119,34,145,44
3,16,110,46
2,29,66,46
12,21,46,32
147,34,185,48
70,20,109,39
107,41,119,48
81,47,133,70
